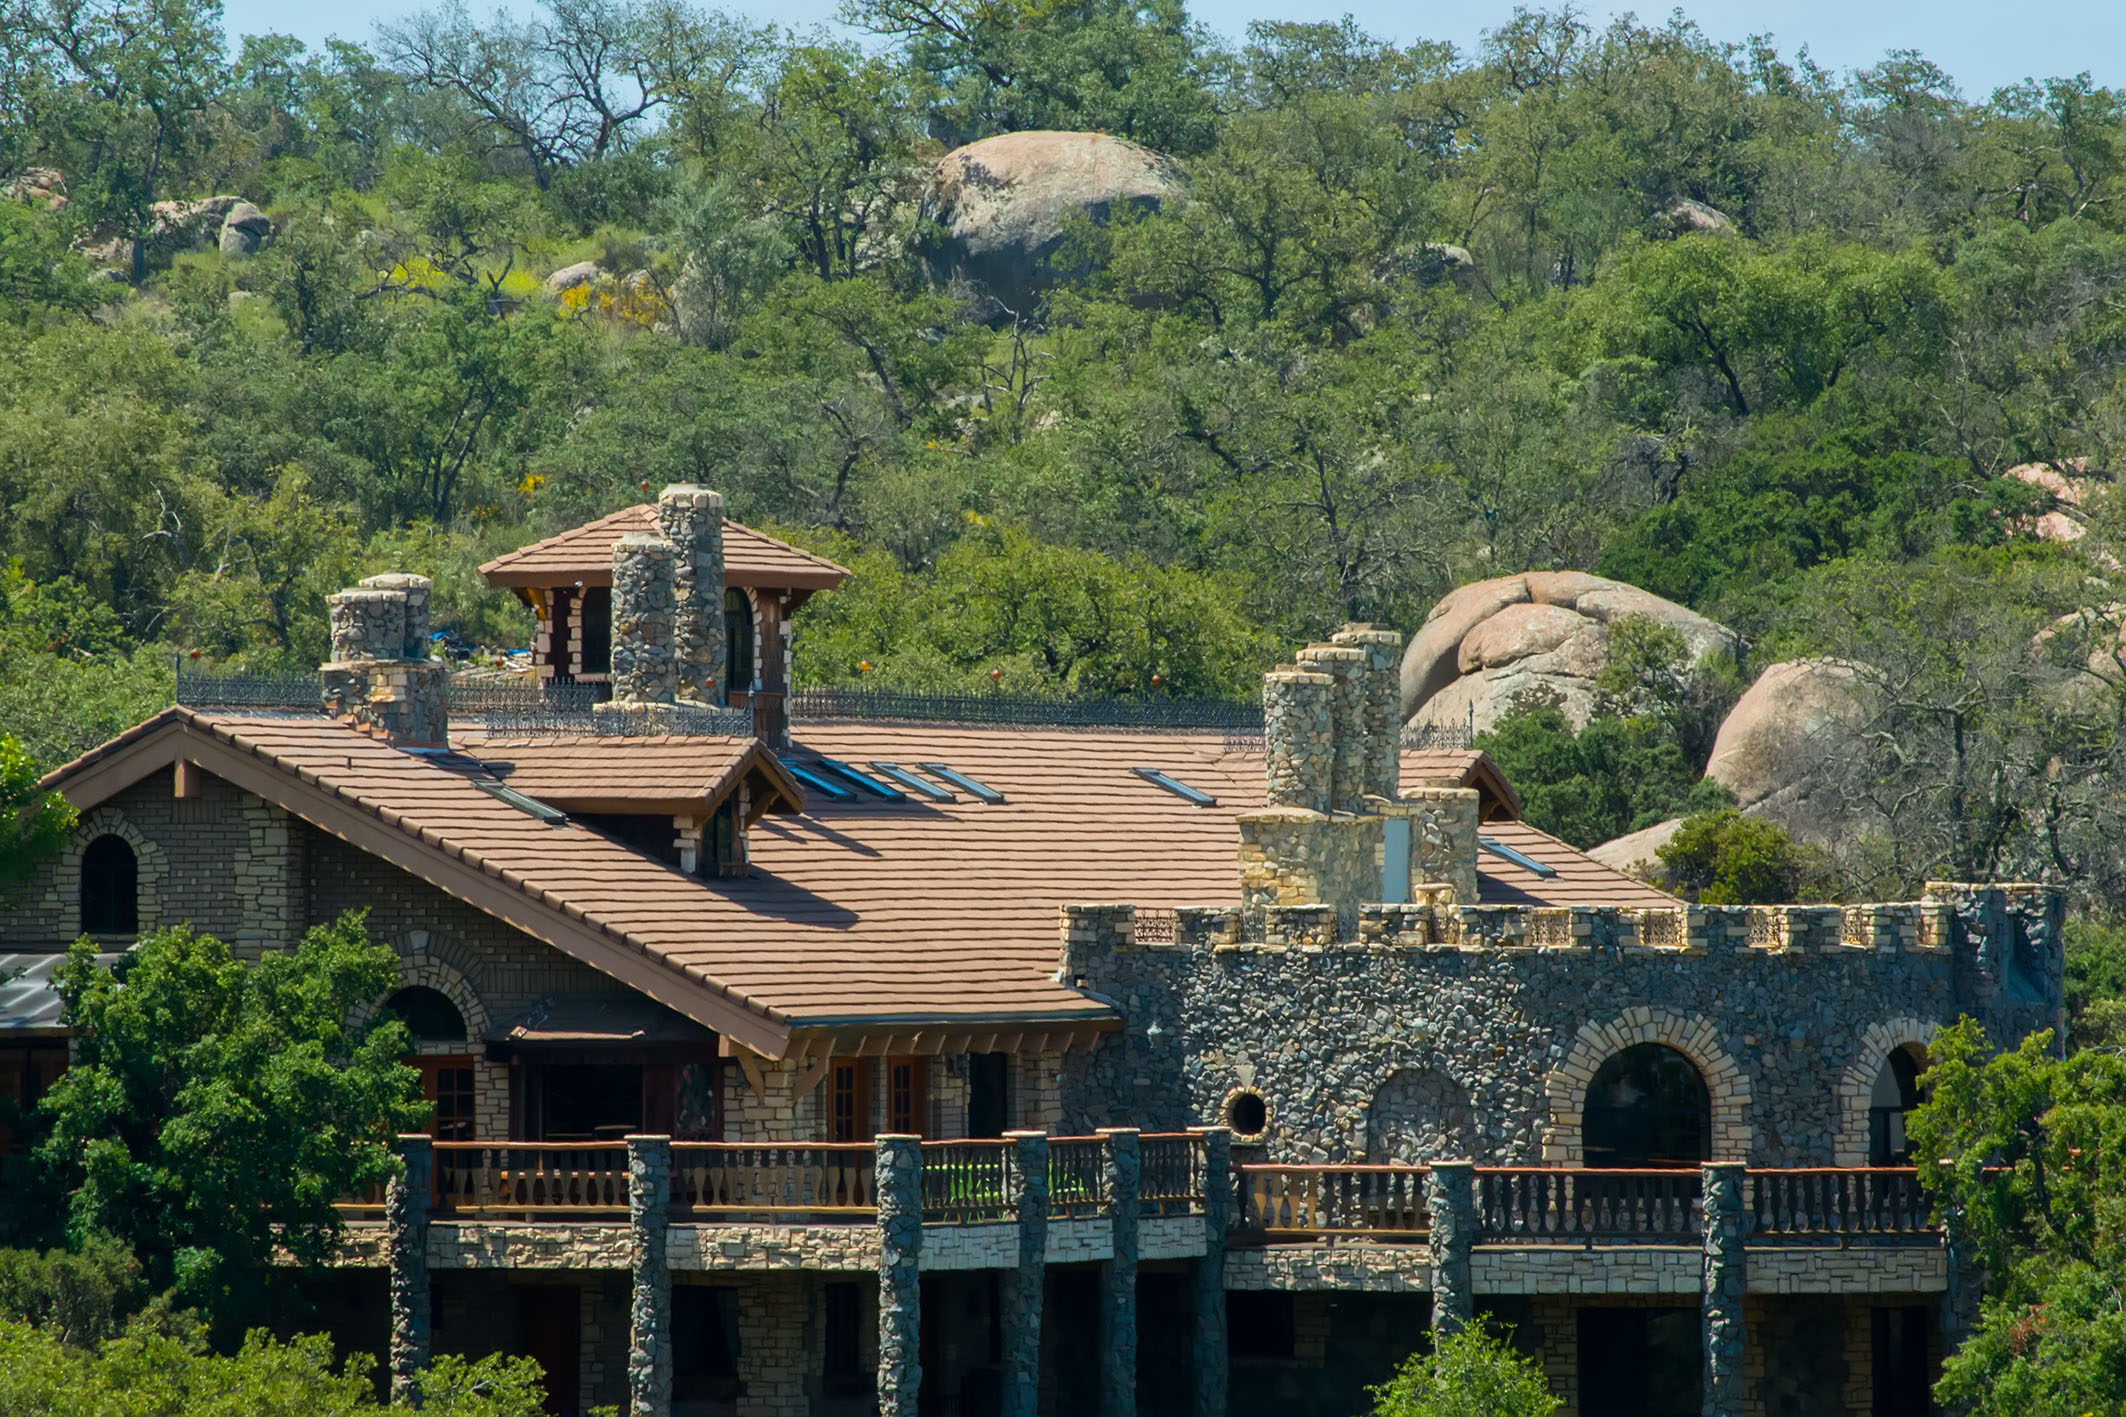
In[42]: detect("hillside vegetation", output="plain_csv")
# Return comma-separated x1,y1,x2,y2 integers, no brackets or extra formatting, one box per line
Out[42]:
6,0,2126,898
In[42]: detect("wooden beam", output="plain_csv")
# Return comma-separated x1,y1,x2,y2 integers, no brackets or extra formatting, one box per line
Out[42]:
172,759,202,799
795,1053,833,1098
733,1048,768,1105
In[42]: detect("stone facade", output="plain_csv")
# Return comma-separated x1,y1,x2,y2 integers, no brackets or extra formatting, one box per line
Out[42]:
608,532,679,705
1059,891,2062,1167
322,576,448,747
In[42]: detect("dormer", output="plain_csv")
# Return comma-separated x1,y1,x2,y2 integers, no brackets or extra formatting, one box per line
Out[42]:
479,503,849,744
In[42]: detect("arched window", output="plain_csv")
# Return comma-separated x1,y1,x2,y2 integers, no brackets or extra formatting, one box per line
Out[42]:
386,986,468,1044
1583,1044,1710,1169
79,835,138,935
724,589,755,693
1869,1046,1925,1166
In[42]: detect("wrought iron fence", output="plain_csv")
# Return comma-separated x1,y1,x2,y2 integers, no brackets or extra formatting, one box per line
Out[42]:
173,662,324,711
788,687,1266,734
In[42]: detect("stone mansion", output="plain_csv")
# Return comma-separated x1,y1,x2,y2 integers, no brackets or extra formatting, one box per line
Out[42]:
0,485,2066,1417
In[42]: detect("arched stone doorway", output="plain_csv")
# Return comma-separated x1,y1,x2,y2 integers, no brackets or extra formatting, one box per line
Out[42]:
1582,1043,1710,1169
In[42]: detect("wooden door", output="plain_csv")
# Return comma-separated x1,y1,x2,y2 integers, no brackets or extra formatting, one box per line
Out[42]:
517,1285,581,1416
413,1057,477,1140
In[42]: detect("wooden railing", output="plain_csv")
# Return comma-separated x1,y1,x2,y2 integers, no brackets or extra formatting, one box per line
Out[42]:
1239,1165,1431,1238
433,1142,631,1216
1476,1167,1703,1242
1138,1132,1207,1217
1748,1168,1933,1240
1048,1137,1109,1219
920,1140,1015,1223
671,1143,877,1220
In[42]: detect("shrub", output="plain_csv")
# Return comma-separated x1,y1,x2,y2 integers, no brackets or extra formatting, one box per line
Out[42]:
1370,1324,1559,1417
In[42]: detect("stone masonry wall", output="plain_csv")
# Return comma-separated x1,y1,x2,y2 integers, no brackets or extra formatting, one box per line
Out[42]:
1060,893,2060,1167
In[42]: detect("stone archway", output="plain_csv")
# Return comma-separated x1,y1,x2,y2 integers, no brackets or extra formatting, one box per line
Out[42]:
353,930,492,1047
49,808,165,940
1833,1019,1940,1167
1365,1068,1476,1163
1543,1009,1752,1164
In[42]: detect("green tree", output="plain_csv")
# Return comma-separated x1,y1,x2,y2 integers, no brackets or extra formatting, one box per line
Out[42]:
1370,1324,1559,1417
1474,704,1732,849
1656,808,1816,905
24,915,427,1339
1908,1021,2126,1416
0,733,74,901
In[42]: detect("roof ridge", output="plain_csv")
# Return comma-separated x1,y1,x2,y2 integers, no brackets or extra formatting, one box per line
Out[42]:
477,504,850,578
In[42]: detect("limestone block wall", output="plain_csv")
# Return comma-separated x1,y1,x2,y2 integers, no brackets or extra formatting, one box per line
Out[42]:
1060,893,2058,1167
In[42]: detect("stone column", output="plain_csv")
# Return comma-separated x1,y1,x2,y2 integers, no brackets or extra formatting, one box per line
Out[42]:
1099,1127,1141,1417
1261,668,1335,813
1427,1160,1474,1340
609,532,678,705
627,1135,672,1417
387,1133,432,1406
877,1135,924,1417
1002,1131,1050,1417
1701,1161,1748,1417
1191,1127,1231,1417
1296,643,1368,812
656,484,727,705
1332,624,1403,800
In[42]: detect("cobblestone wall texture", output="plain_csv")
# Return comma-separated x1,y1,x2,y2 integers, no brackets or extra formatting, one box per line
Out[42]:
1061,890,2064,1167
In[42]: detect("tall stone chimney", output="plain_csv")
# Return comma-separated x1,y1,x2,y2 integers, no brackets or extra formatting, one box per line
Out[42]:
322,574,448,747
608,532,678,705
656,484,727,705
1330,623,1402,800
1261,666,1335,813
1296,643,1367,812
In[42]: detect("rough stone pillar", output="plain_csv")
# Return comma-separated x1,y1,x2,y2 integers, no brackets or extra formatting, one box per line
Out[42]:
1262,668,1335,813
1003,1131,1050,1417
1701,1161,1748,1417
1297,642,1368,812
359,572,433,657
1100,1127,1141,1417
387,1133,432,1405
1427,1160,1474,1339
877,1134,924,1417
656,484,727,705
329,587,407,663
609,532,678,705
1191,1127,1231,1417
627,1135,672,1417
1332,623,1403,800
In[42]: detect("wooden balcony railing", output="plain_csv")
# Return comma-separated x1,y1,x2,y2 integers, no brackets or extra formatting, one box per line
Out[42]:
1476,1167,1703,1243
1048,1136,1109,1219
671,1143,877,1220
434,1142,631,1217
921,1140,1015,1223
1138,1132,1208,1217
1748,1168,1933,1241
1239,1165,1431,1238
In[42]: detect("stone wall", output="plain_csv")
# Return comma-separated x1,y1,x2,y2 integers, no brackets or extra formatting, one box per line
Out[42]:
1060,892,2061,1167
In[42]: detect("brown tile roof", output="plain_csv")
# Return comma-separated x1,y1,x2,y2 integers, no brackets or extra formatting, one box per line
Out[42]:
452,732,805,818
39,715,1669,1054
478,507,849,591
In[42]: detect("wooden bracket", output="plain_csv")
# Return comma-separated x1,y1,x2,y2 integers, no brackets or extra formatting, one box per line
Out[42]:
733,1047,768,1105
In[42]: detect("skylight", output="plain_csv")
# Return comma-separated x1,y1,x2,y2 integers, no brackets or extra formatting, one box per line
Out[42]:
918,762,1004,804
868,761,954,802
473,779,569,825
1479,836,1558,879
785,763,856,802
1133,766,1218,807
817,758,908,802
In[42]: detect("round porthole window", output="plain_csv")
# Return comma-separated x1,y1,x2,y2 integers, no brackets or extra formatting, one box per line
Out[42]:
1222,1087,1270,1141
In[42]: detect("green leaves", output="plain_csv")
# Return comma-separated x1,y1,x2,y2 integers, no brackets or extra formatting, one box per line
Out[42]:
24,915,427,1340
0,733,74,903
1369,1323,1559,1417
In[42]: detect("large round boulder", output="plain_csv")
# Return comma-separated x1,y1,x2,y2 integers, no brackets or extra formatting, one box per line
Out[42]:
1702,658,1868,832
1400,571,1740,736
218,200,273,257
916,130,1180,323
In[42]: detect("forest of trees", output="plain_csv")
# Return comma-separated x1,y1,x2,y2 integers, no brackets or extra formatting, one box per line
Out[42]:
6,0,2126,901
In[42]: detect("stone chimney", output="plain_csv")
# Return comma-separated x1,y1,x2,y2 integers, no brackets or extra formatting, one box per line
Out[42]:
607,532,678,705
1330,623,1402,800
1295,643,1367,812
322,574,448,747
656,484,727,705
1261,667,1335,813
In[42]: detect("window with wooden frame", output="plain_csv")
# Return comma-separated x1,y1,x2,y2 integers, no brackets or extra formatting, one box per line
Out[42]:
828,1059,872,1143
413,1057,477,1140
885,1056,925,1136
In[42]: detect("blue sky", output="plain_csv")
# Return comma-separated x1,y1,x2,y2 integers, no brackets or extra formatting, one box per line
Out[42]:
226,0,2120,99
